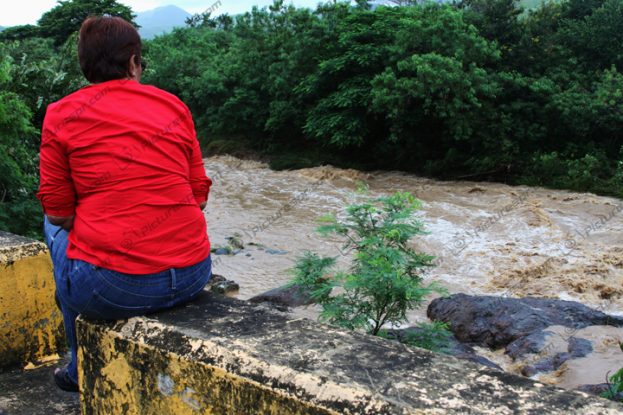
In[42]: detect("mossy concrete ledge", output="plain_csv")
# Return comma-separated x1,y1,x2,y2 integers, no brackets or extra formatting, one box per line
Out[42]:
77,292,621,415
0,231,64,368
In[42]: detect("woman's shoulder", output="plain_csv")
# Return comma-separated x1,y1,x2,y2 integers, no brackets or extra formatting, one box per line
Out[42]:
46,80,191,128
43,83,103,131
138,83,189,111
47,82,110,112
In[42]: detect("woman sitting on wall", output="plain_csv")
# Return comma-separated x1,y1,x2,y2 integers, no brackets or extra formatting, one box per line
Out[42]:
37,15,212,392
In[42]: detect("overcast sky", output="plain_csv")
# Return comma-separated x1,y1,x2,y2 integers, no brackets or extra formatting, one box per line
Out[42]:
0,0,328,27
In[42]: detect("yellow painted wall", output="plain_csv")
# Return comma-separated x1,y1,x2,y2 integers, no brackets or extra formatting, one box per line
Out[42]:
78,323,337,415
0,242,65,368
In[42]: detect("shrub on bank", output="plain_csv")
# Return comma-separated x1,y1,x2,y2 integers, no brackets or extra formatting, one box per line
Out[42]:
289,191,450,351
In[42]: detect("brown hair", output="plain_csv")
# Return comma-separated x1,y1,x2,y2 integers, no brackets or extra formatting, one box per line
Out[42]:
78,16,141,83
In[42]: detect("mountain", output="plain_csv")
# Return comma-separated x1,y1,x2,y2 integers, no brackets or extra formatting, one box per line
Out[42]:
136,5,191,39
0,26,5,32
520,0,560,9
520,0,545,9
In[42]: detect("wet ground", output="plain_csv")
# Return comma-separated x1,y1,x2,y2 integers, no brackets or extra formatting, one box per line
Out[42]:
0,355,79,415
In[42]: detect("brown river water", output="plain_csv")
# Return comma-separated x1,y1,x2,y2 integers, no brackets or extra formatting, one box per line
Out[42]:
202,155,623,389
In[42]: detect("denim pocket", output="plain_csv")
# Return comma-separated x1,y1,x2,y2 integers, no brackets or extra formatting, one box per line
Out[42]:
176,271,211,297
58,260,99,314
80,289,154,321
76,256,212,320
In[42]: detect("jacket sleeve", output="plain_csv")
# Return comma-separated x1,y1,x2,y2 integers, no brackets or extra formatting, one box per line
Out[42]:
37,110,76,217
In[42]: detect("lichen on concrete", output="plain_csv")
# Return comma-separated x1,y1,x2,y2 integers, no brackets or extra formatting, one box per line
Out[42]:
0,231,48,264
77,292,623,414
0,232,64,368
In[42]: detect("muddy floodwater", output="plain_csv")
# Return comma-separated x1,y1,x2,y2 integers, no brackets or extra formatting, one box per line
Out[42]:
202,155,623,389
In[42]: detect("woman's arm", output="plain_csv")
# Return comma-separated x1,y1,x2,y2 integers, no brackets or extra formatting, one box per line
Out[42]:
37,109,77,222
47,215,75,231
185,109,212,209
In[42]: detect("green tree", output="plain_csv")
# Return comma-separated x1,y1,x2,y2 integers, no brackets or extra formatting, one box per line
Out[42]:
2,35,86,128
558,0,623,71
138,0,623,198
0,25,42,42
460,0,523,52
562,0,605,20
38,0,136,47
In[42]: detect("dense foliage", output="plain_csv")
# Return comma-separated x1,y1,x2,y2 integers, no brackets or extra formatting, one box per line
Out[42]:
0,52,41,238
290,192,445,339
0,0,129,237
1,0,622,238
144,0,623,197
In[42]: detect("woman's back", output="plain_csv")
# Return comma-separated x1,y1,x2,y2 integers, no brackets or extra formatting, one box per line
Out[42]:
41,15,213,393
38,79,211,274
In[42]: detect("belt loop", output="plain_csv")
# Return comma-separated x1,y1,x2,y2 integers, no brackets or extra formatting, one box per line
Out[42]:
171,268,177,291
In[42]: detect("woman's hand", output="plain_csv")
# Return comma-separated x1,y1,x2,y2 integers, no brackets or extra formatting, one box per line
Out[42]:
47,215,75,231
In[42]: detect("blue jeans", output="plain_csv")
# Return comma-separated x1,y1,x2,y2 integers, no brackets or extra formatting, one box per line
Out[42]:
43,217,212,383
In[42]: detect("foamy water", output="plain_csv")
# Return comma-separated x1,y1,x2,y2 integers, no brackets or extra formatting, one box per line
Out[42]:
202,155,623,388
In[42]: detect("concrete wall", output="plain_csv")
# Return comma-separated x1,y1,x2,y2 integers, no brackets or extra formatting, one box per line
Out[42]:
0,232,64,368
77,292,621,414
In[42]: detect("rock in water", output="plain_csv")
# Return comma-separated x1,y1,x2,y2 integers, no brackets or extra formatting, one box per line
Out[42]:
521,352,571,377
505,330,548,359
206,274,240,295
212,247,231,255
507,329,593,358
264,248,288,255
505,329,594,377
225,234,245,250
427,294,623,349
567,336,593,358
248,284,315,308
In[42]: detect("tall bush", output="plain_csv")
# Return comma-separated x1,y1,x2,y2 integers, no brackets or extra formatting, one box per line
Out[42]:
290,192,445,337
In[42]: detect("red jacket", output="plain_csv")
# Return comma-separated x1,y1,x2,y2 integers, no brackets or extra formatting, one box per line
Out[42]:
38,79,211,274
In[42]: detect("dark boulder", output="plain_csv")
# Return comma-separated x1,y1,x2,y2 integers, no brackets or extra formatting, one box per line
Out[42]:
507,330,594,377
505,330,548,359
248,284,315,308
577,383,623,402
427,294,623,349
568,336,593,358
505,331,593,361
212,247,232,255
520,335,593,377
506,330,594,377
577,383,611,396
387,327,503,371
521,352,570,377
